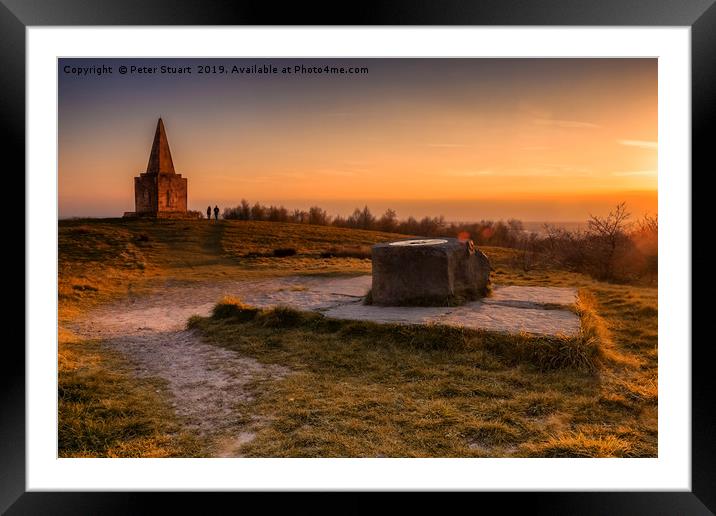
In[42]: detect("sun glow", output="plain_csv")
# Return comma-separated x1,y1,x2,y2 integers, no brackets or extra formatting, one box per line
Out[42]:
59,58,657,221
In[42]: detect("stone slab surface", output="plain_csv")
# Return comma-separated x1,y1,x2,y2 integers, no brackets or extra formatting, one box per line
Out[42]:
484,286,578,308
309,276,373,298
434,303,580,336
222,275,580,337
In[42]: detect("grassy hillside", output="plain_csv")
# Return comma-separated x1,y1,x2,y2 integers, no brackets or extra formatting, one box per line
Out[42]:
59,218,403,319
58,218,657,457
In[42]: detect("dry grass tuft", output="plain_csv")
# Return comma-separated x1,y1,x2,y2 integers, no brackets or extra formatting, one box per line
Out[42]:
521,431,635,458
58,329,205,457
210,295,260,321
256,306,323,328
320,245,372,259
576,289,641,369
482,331,599,372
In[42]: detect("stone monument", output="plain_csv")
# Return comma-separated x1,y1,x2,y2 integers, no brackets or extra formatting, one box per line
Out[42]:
124,118,189,218
370,238,491,306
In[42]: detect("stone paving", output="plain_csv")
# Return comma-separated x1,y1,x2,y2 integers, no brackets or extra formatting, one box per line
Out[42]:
230,275,581,337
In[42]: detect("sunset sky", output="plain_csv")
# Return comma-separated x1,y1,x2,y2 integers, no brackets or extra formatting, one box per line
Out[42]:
58,58,657,222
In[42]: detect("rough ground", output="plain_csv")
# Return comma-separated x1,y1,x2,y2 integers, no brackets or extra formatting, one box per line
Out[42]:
69,275,580,455
68,280,292,457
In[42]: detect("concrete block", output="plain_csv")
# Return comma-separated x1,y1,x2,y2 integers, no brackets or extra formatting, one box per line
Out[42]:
371,238,490,306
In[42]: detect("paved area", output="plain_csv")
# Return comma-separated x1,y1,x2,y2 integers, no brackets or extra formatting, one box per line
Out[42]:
230,275,581,337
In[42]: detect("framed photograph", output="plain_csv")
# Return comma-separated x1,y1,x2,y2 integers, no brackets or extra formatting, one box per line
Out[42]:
7,0,711,512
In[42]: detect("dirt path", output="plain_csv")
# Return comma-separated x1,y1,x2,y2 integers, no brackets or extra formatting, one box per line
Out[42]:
69,279,293,457
68,275,371,456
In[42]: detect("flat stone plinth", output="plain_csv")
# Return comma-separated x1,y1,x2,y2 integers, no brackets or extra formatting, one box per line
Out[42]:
102,275,578,338
371,238,490,306
210,275,580,337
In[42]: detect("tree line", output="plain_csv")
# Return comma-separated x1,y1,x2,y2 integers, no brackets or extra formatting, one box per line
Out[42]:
223,201,522,245
222,200,657,284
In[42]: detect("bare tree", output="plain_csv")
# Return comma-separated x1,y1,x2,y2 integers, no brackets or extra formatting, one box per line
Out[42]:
250,202,266,221
240,199,251,220
378,209,398,233
308,206,330,225
359,205,375,230
542,223,588,271
587,202,632,280
635,213,658,235
588,202,631,241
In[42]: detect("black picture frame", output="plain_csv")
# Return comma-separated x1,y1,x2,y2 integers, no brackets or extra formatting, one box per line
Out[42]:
5,0,711,513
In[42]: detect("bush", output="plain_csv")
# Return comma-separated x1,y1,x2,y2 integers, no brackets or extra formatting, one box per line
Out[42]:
273,248,297,257
541,204,657,285
509,233,542,272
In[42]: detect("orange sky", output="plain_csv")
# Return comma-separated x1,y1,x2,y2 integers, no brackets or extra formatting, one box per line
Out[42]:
59,58,657,221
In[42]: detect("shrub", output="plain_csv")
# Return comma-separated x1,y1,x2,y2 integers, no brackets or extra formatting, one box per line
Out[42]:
273,247,297,257
509,233,542,272
541,203,658,285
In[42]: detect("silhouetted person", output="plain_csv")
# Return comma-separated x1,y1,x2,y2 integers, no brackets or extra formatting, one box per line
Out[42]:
206,206,211,221
214,205,219,221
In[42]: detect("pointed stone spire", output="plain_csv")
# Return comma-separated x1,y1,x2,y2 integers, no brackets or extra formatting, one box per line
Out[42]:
146,118,175,174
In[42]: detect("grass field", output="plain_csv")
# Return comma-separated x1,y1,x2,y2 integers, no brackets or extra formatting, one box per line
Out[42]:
58,218,657,457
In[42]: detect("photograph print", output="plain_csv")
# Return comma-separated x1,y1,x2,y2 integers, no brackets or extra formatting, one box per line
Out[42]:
58,57,658,458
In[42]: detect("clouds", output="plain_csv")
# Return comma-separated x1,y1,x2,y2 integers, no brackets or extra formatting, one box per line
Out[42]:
445,165,592,178
533,118,601,129
618,139,658,150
